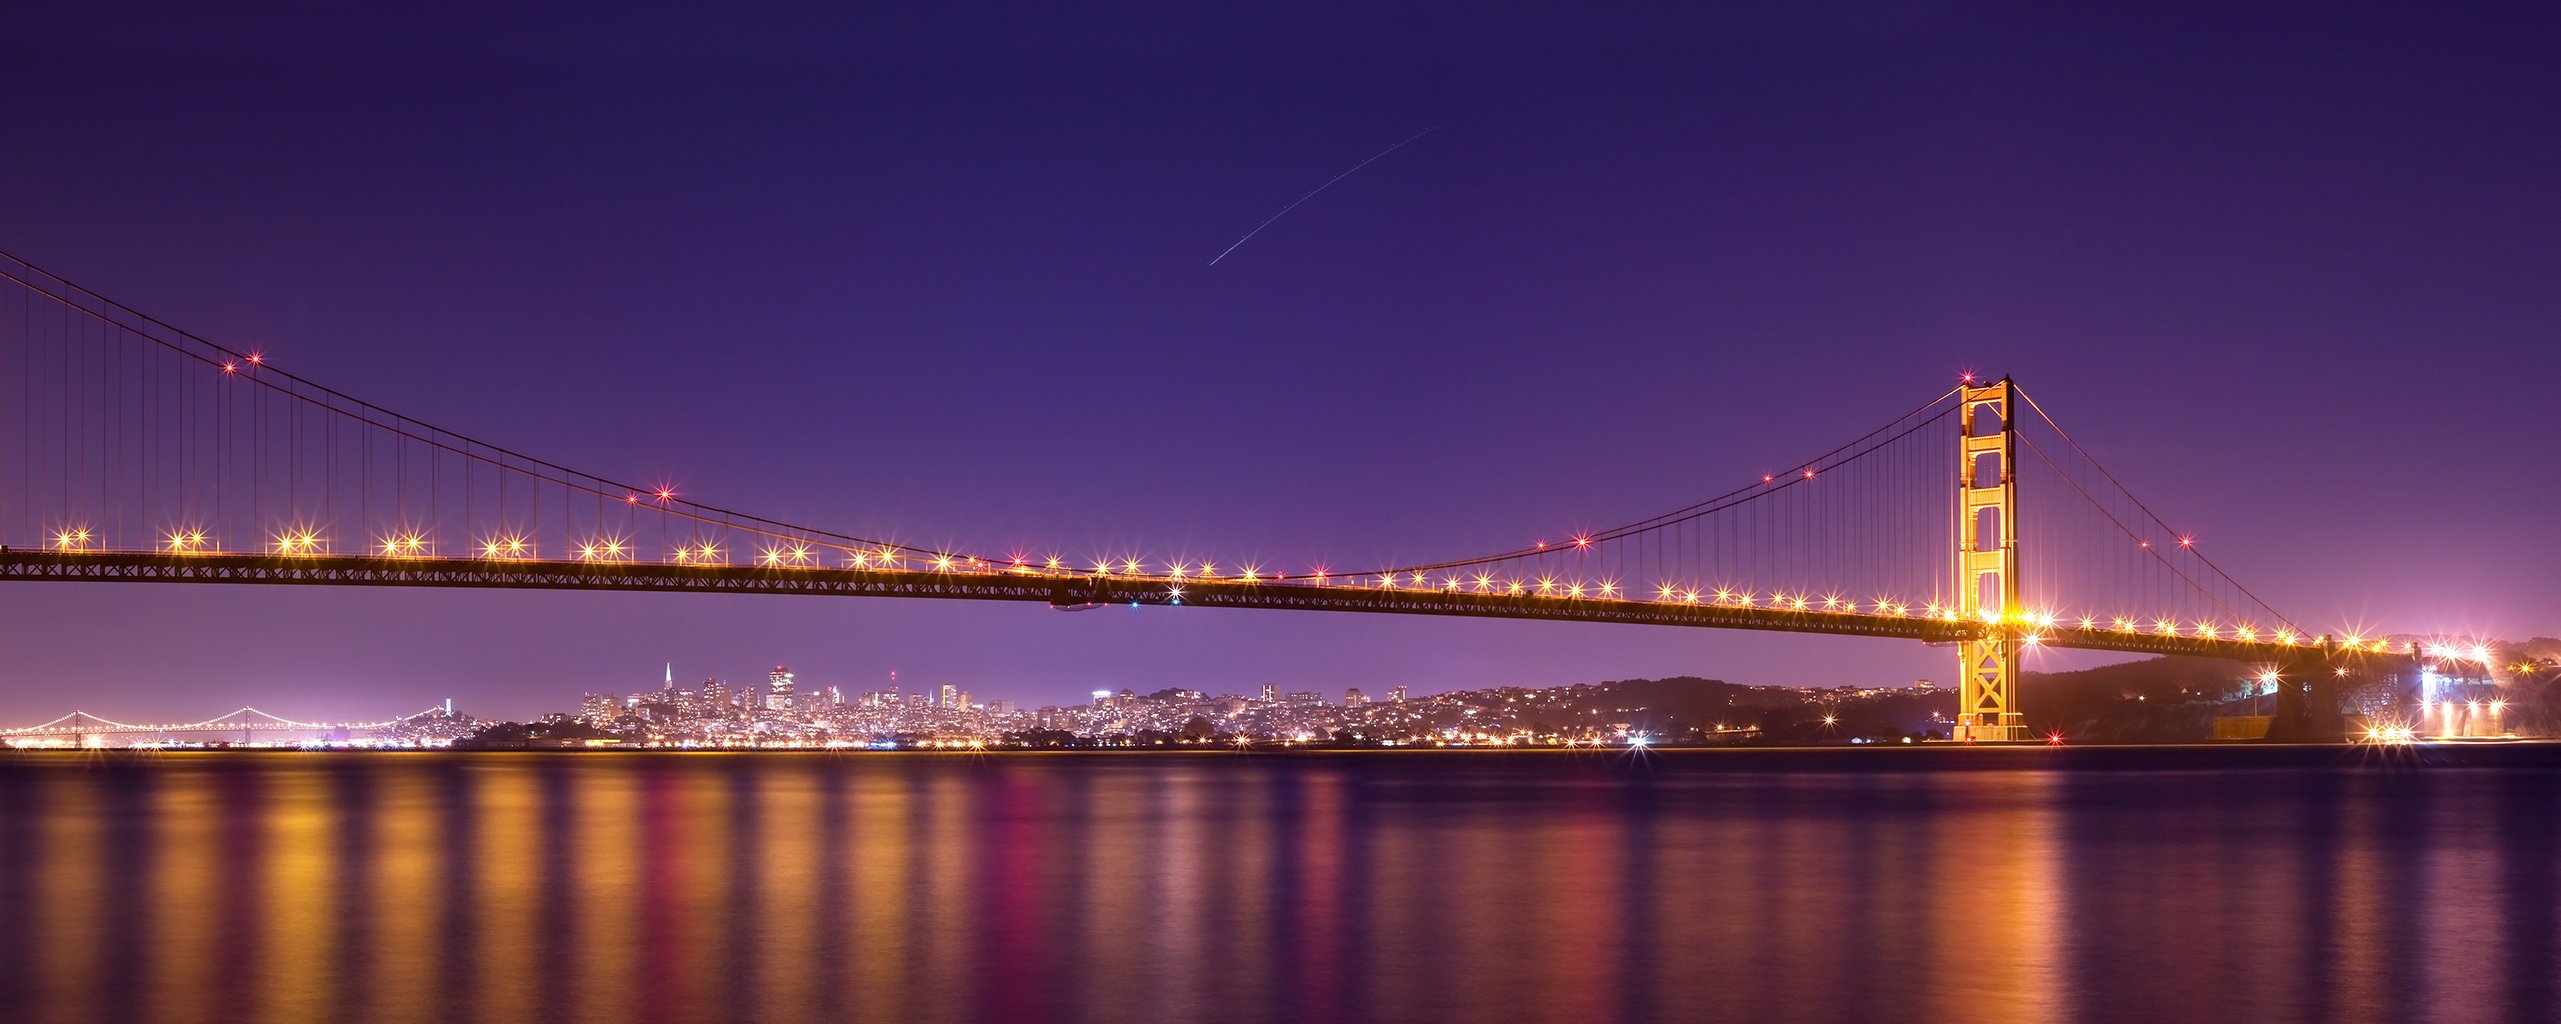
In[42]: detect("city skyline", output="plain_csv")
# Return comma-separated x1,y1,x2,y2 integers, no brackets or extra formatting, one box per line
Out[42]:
0,652,1908,725
0,3,2554,721
16,632,2546,737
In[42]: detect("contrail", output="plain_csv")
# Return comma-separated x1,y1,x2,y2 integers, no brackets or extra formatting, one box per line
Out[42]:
1208,125,1441,266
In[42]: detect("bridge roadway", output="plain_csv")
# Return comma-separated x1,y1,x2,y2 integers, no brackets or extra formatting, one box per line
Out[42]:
0,550,2409,668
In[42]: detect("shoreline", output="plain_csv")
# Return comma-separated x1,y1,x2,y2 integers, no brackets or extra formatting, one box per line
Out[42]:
9,740,2558,771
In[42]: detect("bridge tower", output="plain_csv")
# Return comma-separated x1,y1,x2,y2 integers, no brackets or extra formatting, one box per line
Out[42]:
1953,378,2029,742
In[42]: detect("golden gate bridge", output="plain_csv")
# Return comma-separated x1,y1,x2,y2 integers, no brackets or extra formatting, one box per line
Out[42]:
0,247,2440,741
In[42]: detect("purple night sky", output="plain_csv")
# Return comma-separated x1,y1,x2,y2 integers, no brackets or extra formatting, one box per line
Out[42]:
0,3,2553,721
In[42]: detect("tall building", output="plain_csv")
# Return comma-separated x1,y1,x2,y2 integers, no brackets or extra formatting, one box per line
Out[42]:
580,692,619,724
767,666,795,710
1344,688,1368,708
1259,683,1279,704
939,683,959,710
957,691,973,711
699,677,727,707
1390,685,1408,703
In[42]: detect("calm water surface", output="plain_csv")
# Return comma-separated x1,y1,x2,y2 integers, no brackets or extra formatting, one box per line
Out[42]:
0,747,2553,1023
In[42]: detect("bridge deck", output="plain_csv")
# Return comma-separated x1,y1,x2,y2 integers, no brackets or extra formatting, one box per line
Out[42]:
0,551,2399,667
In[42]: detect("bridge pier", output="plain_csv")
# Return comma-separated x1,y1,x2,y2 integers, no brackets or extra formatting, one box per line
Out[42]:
2265,641,2409,743
2265,656,2336,742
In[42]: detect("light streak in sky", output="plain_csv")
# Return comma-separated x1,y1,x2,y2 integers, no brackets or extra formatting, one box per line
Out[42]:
1207,125,1441,266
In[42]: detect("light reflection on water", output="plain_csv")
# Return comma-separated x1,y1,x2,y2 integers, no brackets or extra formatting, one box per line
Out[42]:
0,749,2552,1023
